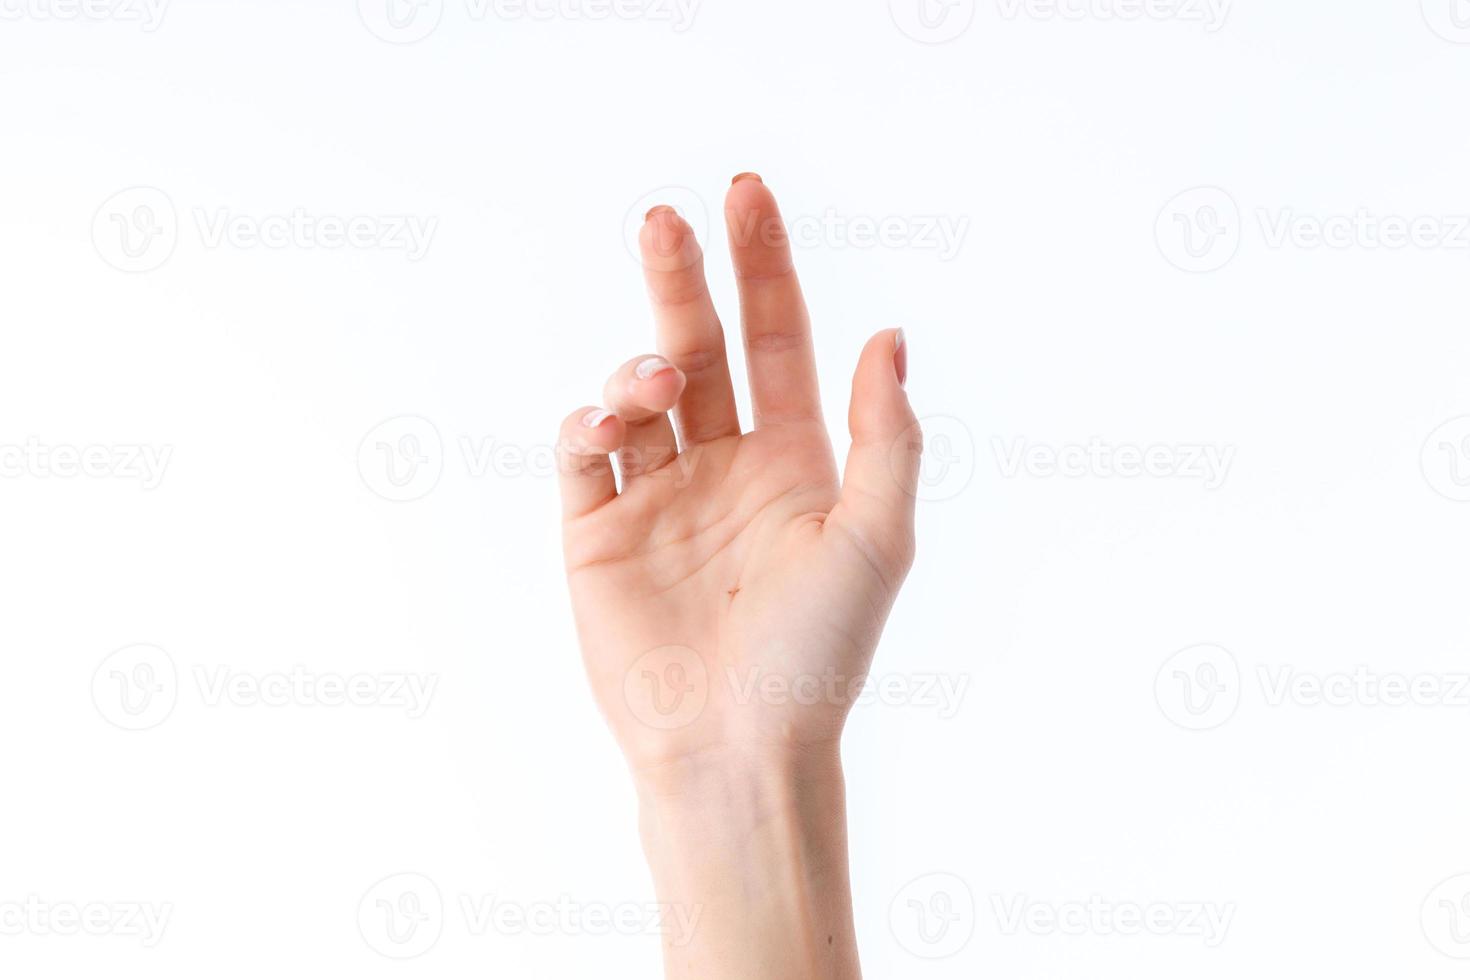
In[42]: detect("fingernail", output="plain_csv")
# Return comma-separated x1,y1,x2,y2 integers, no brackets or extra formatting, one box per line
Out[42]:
731,172,763,185
645,205,676,222
582,408,614,428
894,329,908,388
635,356,675,380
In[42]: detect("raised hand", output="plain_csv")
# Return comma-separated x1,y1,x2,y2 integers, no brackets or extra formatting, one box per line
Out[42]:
556,174,920,979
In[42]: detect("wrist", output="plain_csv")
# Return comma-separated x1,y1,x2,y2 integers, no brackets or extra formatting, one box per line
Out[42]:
635,744,848,873
632,739,844,809
632,743,861,979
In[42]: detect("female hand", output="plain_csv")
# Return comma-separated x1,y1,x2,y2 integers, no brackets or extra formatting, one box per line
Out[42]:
557,174,921,979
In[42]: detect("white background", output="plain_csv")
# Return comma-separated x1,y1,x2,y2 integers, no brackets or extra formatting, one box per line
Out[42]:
3,0,1470,976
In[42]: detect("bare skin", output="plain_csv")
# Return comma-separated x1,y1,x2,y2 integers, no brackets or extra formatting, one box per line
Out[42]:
556,174,921,979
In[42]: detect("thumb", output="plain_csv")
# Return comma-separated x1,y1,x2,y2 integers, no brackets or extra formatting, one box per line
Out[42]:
826,329,921,581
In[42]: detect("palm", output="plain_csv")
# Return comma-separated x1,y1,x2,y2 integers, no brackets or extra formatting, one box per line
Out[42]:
558,177,919,772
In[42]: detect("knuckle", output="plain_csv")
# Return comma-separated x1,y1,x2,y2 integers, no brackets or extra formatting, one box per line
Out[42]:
647,270,710,308
744,328,808,354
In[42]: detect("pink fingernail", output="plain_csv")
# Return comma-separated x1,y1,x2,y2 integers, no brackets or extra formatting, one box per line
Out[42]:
582,409,614,428
635,356,675,380
894,329,908,388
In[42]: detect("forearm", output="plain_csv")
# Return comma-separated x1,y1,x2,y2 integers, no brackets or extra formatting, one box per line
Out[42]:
635,746,861,980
